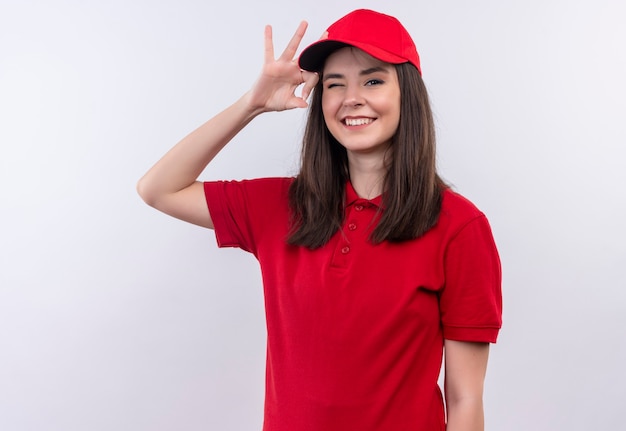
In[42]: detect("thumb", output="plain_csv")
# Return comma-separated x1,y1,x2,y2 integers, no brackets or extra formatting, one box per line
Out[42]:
300,70,320,102
286,95,309,110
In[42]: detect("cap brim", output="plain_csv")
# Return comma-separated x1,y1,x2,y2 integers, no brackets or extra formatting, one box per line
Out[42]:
298,40,350,72
298,39,409,72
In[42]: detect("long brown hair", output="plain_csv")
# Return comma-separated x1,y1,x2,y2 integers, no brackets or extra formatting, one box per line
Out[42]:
288,62,444,249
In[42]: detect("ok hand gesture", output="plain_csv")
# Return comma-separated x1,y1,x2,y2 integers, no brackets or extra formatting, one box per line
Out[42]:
246,21,320,113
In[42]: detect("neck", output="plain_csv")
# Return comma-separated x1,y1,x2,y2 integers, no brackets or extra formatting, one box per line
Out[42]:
347,151,388,199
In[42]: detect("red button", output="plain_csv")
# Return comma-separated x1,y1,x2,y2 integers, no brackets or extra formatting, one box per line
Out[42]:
341,246,350,254
348,223,357,231
354,205,364,211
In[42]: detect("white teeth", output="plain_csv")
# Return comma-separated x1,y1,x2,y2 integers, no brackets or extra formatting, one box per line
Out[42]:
345,118,373,126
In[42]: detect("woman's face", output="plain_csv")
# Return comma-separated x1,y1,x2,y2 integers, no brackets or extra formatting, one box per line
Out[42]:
321,47,401,159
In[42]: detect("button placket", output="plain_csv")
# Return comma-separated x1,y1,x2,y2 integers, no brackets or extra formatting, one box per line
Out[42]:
340,219,355,256
330,200,374,268
341,203,365,256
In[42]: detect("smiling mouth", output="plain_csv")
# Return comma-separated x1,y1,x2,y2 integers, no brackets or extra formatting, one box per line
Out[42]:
344,118,374,126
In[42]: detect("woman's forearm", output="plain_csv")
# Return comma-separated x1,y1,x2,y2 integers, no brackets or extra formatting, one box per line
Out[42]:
136,22,317,228
136,92,261,207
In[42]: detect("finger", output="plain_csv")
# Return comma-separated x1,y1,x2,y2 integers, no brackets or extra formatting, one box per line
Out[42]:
278,20,308,61
286,96,309,110
264,25,274,63
300,70,319,101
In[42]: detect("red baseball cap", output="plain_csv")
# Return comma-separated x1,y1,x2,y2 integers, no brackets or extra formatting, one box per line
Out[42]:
298,9,421,74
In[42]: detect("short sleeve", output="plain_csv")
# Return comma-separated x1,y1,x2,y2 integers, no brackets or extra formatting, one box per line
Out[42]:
204,180,255,253
440,215,503,343
203,178,292,255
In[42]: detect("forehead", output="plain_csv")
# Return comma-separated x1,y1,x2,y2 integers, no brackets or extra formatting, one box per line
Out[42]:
323,47,391,73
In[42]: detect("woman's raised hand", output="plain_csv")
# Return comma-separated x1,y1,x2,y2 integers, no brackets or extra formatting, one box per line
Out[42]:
246,21,320,113
137,21,320,229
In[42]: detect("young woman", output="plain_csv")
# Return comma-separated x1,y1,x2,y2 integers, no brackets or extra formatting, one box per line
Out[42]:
137,9,502,431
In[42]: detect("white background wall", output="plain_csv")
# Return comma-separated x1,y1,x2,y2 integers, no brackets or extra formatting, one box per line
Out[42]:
1,0,624,430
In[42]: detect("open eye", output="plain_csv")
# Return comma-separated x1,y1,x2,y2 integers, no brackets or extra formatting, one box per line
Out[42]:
365,79,384,86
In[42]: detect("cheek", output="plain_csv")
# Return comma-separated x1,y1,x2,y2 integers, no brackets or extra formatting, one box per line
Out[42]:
321,97,338,128
389,95,401,128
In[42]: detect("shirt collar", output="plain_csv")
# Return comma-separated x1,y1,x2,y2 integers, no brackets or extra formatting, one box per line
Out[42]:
345,181,384,209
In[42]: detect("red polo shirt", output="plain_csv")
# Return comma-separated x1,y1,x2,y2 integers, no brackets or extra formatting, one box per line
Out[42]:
204,177,502,431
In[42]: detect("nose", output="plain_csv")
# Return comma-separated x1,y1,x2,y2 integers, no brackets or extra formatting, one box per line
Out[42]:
342,84,364,108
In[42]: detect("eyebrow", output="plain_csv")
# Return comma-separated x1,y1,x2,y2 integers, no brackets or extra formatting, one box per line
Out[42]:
323,66,390,82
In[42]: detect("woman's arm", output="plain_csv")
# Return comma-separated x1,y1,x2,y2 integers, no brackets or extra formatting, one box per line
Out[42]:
136,21,318,228
444,340,490,431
